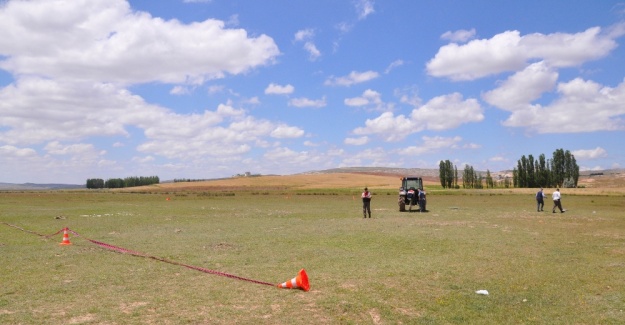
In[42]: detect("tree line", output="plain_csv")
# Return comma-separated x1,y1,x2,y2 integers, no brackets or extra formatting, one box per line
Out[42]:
513,148,579,188
439,148,579,189
86,176,160,189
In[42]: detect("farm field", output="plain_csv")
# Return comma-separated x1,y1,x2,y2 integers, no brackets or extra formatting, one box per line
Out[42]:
1,173,624,324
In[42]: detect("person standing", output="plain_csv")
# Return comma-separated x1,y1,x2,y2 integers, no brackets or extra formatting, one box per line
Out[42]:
552,188,566,213
407,187,416,211
362,187,372,218
418,188,427,212
536,187,546,212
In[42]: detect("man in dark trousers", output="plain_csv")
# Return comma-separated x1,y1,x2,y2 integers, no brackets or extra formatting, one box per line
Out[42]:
536,187,545,212
418,188,427,212
407,187,416,211
552,188,566,213
362,187,372,218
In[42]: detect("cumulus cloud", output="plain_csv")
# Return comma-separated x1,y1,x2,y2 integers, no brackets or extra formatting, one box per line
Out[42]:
303,42,321,61
265,83,294,95
441,28,476,42
397,136,463,155
572,147,608,160
352,93,483,141
344,89,382,107
294,28,321,61
483,61,558,111
294,28,315,42
495,77,625,133
0,0,315,180
324,70,379,86
270,125,306,139
427,26,623,81
0,0,280,84
289,97,327,108
344,136,369,146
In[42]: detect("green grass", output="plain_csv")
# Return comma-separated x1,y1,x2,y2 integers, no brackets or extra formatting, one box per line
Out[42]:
1,190,624,324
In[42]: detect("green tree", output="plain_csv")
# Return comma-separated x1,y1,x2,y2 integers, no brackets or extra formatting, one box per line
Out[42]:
439,160,447,188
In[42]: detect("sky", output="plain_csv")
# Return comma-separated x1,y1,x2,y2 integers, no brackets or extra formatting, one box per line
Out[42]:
1,0,625,184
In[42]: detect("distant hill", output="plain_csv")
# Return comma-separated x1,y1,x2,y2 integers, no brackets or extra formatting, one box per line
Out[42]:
0,183,84,190
2,167,623,191
305,166,625,178
303,167,440,177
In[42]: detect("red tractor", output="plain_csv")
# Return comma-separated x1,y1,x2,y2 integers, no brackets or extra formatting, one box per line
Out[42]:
398,176,423,212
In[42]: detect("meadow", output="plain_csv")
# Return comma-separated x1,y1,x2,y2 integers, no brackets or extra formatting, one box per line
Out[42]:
1,176,624,324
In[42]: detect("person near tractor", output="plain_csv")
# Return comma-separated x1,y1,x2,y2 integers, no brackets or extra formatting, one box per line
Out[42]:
362,187,372,218
407,187,417,211
418,188,426,212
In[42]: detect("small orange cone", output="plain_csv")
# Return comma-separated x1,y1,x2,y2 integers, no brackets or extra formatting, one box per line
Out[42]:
59,228,72,246
277,269,310,291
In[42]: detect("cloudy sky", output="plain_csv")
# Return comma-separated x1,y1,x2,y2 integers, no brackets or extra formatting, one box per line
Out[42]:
1,0,624,184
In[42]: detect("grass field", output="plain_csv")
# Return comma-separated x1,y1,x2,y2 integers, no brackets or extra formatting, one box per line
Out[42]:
1,177,624,324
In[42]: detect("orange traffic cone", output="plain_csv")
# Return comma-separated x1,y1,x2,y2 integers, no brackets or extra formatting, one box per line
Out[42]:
277,269,310,291
59,228,72,246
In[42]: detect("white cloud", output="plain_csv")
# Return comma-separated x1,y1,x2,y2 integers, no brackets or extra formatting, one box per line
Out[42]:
289,97,327,108
303,42,321,61
572,147,608,160
0,0,280,84
265,83,294,95
294,28,315,42
324,70,379,86
385,59,404,74
294,29,321,61
344,97,370,107
339,147,393,168
489,156,507,162
207,85,226,94
483,61,558,111
132,155,155,163
427,31,526,81
352,93,483,141
410,93,484,131
427,26,622,81
170,85,191,95
355,0,375,20
344,89,381,106
500,77,625,133
270,125,305,139
344,89,391,111
344,136,369,146
0,145,37,158
262,147,331,173
45,141,101,156
441,29,476,43
397,136,463,155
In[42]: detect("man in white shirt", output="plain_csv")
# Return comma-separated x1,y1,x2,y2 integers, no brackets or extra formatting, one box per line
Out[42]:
552,188,566,213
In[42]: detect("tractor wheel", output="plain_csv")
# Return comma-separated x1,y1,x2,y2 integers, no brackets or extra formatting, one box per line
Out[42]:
399,202,406,212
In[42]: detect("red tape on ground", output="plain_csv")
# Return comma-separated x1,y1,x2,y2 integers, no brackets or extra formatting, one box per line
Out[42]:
3,223,275,287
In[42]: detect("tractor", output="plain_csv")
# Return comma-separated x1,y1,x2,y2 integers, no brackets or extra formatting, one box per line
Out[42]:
398,176,423,212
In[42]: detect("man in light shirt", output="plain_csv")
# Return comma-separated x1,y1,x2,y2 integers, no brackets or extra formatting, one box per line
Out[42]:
552,188,566,213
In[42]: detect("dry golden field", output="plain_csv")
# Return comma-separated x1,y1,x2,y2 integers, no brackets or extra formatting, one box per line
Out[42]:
119,171,625,196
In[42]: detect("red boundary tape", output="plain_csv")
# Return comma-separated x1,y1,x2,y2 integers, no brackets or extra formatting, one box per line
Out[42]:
2,223,275,287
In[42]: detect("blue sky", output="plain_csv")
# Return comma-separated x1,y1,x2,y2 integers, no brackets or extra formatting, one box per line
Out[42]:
1,0,624,184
